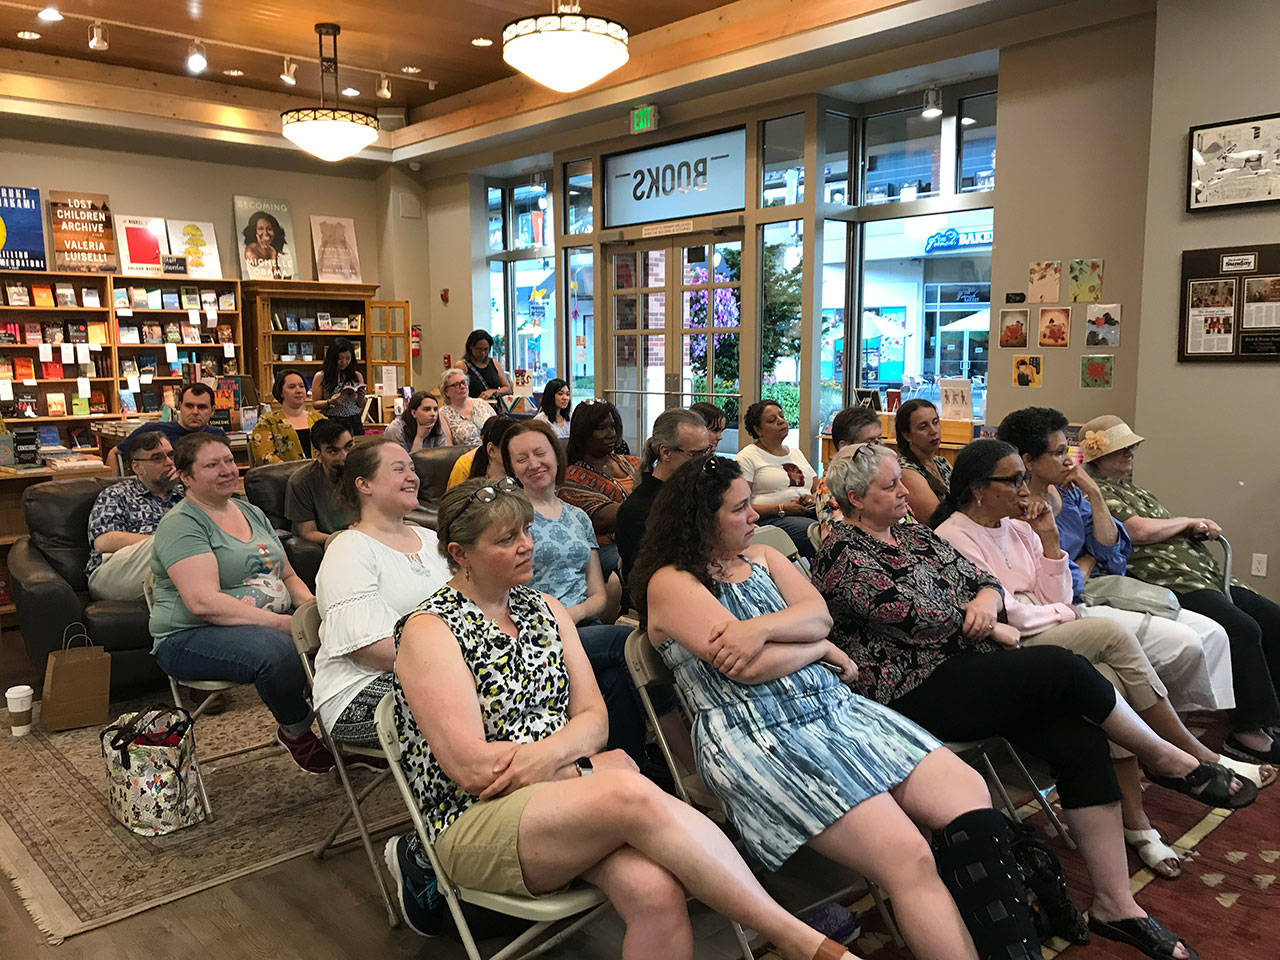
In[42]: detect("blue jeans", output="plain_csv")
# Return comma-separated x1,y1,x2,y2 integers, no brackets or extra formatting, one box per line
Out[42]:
578,622,677,764
154,623,313,734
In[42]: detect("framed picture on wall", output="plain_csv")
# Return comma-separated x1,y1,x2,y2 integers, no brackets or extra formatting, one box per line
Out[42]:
1187,112,1280,212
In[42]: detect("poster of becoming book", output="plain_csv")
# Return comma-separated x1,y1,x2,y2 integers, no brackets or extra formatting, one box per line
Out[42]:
0,186,47,270
233,195,296,280
310,215,362,282
48,191,117,272
115,215,170,276
166,219,222,279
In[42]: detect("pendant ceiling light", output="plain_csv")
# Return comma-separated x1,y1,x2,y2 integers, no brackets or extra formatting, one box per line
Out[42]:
280,23,378,163
502,1,628,94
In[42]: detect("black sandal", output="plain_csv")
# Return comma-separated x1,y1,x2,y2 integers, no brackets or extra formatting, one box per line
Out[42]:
1088,915,1199,960
1222,734,1280,765
1146,761,1258,810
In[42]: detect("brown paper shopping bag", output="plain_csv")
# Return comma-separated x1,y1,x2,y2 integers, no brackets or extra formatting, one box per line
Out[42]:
41,623,111,731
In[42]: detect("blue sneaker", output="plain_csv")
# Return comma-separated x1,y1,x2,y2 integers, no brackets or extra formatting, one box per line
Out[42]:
384,834,444,936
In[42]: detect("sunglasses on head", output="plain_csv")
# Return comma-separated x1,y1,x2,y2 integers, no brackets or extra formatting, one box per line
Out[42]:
449,476,523,525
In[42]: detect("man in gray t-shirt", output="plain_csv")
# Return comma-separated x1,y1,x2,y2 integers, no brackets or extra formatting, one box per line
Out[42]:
285,420,354,546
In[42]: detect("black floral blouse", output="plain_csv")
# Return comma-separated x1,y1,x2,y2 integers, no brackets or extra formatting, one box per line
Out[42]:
391,583,569,841
813,520,1003,705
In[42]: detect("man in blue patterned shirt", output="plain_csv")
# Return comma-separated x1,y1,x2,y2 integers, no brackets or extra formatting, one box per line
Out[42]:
85,431,184,601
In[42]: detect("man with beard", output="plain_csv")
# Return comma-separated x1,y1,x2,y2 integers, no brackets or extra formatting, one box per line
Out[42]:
285,418,355,547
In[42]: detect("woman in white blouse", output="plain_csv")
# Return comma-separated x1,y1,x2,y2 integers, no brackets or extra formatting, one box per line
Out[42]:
735,399,819,557
313,437,451,745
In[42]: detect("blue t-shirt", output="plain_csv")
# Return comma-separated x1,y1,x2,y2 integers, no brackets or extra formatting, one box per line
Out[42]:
1055,483,1131,601
529,501,596,608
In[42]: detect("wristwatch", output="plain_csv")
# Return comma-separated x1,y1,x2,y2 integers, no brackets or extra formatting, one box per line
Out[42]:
574,756,594,777
777,504,785,517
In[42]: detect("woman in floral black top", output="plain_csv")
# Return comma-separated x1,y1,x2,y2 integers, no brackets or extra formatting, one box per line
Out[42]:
389,477,861,960
813,443,1205,960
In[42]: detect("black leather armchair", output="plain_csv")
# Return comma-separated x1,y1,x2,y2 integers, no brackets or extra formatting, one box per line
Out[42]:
9,477,163,696
241,460,324,592
410,446,468,530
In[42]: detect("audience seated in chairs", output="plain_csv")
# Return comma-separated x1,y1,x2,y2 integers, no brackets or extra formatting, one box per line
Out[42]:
383,390,451,452
561,398,641,578
895,399,950,523
813,442,1234,958
85,431,183,602
148,432,329,774
632,455,1041,960
439,366,495,448
120,380,225,455
735,400,819,559
502,419,687,768
387,477,864,960
615,408,712,587
1082,414,1280,768
250,368,326,464
933,439,1259,880
284,418,356,548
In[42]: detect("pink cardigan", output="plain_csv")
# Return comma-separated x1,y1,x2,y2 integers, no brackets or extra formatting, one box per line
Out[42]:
934,512,1076,637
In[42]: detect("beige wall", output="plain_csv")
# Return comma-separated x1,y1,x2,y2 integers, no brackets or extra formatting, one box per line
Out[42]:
1134,0,1280,600
986,15,1155,425
0,139,380,284
372,167,431,386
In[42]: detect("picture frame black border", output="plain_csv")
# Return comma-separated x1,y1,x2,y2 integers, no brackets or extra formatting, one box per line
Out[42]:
1186,111,1280,214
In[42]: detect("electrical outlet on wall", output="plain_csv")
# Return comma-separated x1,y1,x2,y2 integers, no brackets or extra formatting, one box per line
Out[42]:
1252,553,1268,577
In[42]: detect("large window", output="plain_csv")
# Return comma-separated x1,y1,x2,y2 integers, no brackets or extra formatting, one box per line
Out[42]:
820,220,848,429
761,114,805,207
959,93,997,192
564,159,593,235
566,247,595,399
759,220,804,449
860,208,992,417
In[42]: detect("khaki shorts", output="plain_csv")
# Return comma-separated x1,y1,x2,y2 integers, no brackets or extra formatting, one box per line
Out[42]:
435,782,550,897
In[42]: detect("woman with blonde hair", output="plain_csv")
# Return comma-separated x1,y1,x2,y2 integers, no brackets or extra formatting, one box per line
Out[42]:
438,366,495,448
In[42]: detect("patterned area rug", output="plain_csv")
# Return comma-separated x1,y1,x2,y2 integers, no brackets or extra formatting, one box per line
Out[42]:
0,689,404,943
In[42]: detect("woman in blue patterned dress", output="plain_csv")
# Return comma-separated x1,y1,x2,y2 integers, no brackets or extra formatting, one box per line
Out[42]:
631,456,1040,960
390,477,862,960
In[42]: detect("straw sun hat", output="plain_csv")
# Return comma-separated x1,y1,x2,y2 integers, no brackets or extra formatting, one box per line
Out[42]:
1078,415,1144,463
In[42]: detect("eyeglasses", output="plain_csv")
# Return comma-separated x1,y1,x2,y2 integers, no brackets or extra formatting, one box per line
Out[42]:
133,451,175,463
449,475,523,526
986,472,1029,489
702,453,731,474
673,445,716,458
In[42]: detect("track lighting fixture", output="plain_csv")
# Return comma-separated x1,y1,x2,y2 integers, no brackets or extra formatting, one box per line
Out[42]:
186,40,207,74
87,21,108,51
376,75,391,99
921,87,942,120
280,57,298,85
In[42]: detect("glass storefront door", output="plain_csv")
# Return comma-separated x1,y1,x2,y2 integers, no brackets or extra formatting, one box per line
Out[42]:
606,233,743,452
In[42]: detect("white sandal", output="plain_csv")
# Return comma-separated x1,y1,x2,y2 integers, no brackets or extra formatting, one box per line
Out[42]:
1124,828,1182,879
1216,755,1276,789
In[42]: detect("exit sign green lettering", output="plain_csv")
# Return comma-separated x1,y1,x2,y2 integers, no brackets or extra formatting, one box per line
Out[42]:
630,104,659,135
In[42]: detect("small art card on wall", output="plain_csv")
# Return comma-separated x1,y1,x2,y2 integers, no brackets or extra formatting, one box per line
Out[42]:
1012,354,1042,387
998,308,1029,347
1027,261,1061,303
115,215,170,276
1085,304,1121,346
1080,354,1114,389
310,215,362,282
234,195,297,280
1068,258,1104,302
1038,307,1071,347
166,220,222,279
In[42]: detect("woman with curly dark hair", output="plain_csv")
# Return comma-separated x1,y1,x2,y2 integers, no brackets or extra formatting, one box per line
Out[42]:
631,456,1041,960
311,338,365,437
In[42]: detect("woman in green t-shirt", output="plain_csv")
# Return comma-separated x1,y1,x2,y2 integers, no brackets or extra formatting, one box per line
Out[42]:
1083,414,1280,767
150,432,331,775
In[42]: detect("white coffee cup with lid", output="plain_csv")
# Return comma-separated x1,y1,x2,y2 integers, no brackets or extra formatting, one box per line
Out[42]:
5,685,33,736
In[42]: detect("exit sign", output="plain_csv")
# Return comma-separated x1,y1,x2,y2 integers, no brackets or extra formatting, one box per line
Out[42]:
630,104,659,135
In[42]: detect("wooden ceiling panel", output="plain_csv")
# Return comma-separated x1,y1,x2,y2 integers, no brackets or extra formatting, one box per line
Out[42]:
0,0,739,109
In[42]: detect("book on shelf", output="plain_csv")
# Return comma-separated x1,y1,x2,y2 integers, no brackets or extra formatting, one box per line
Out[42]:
214,376,241,409
66,320,88,343
112,287,131,310
120,358,139,376
117,324,141,344
139,391,159,413
208,407,231,430
31,284,55,307
88,390,107,414
129,286,148,308
163,321,181,343
161,385,177,409
41,321,65,344
71,396,90,416
217,291,235,310
69,425,92,448
54,283,78,307
270,312,283,331
180,286,200,309
317,312,332,330
23,322,42,344
15,389,39,417
76,360,95,378
222,356,239,375
141,322,163,344
5,283,30,306
200,289,217,307
138,353,158,376
118,389,137,413
285,312,299,331
81,288,101,308
46,392,67,417
0,357,11,379
37,425,61,448
87,320,108,344
216,323,233,343
40,360,64,379
200,359,220,378
299,316,317,331
145,288,162,310
0,322,17,344
161,290,180,310
332,315,349,331
347,314,362,332
13,357,36,380
180,323,201,344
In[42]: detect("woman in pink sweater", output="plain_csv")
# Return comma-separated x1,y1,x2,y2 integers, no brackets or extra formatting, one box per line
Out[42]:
934,440,1255,880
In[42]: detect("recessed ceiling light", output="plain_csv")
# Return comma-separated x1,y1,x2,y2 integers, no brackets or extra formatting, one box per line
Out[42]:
341,86,360,97
280,57,297,85
400,65,421,74
37,6,62,22
17,30,41,40
222,68,244,77
471,37,493,47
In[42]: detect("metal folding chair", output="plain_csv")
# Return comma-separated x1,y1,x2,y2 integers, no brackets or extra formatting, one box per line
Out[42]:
374,694,611,960
945,739,1074,848
291,599,401,927
750,522,811,577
